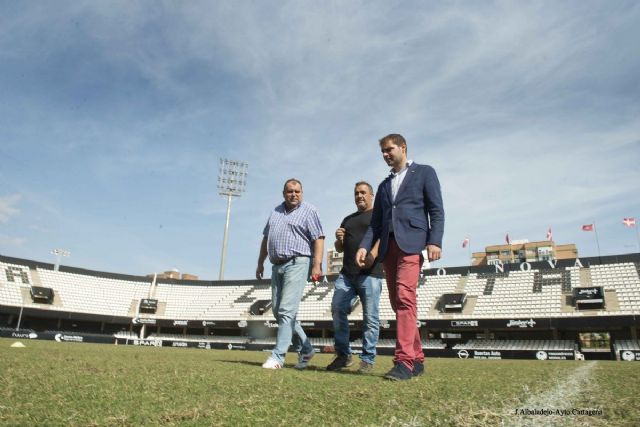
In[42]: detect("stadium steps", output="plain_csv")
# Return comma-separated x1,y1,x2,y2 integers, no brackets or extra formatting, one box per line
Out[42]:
128,299,166,316
29,268,43,287
18,284,64,307
603,289,620,311
560,295,576,313
128,300,138,316
454,275,468,293
155,301,167,316
27,269,64,307
461,295,477,315
349,302,363,318
580,268,593,287
18,286,31,305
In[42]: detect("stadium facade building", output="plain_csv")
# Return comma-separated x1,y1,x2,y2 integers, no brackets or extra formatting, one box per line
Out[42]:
145,269,199,281
1,253,639,362
472,240,578,266
326,247,344,275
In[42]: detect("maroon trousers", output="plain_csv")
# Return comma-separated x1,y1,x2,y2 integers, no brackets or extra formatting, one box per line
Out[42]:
382,237,424,370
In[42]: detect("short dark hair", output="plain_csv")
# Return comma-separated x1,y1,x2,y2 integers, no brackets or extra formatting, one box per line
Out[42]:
283,178,302,192
379,133,407,149
354,181,373,195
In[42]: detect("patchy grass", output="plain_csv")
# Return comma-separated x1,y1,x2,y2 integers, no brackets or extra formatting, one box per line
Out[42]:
0,338,638,426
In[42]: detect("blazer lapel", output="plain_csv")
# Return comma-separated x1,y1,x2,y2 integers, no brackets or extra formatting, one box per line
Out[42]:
383,175,393,205
396,163,418,199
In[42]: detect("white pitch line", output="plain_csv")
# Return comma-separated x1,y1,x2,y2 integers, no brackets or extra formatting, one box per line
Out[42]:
507,361,598,427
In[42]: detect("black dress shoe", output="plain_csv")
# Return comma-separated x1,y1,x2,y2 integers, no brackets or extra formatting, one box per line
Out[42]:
412,361,425,377
384,363,412,381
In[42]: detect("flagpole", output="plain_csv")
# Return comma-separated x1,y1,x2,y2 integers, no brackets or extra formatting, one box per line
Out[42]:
593,221,602,259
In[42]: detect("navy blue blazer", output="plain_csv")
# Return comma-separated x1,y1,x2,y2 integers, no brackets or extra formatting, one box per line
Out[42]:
360,162,444,261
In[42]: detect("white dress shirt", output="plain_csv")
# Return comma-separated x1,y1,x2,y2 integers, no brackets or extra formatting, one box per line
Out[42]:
390,160,413,202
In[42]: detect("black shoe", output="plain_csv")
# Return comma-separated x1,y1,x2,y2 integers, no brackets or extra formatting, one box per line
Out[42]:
384,363,412,381
412,361,425,377
326,354,353,371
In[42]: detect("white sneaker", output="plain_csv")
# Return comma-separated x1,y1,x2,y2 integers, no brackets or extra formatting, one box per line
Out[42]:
262,357,282,369
294,348,315,370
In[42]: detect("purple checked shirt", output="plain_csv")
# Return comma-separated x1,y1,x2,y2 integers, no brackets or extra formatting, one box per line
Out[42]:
263,201,324,264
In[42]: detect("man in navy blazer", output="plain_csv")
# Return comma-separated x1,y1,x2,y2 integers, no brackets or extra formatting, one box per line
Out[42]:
357,133,444,380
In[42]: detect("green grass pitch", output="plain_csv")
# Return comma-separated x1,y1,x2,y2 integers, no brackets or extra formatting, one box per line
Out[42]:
0,338,638,426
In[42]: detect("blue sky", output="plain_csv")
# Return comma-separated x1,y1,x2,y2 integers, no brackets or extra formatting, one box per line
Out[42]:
1,1,639,279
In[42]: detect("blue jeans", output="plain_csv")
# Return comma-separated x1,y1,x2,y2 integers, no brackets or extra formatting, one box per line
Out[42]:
270,256,313,364
331,273,382,364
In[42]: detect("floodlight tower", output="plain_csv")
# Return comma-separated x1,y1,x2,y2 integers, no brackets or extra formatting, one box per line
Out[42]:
51,248,70,271
217,158,248,280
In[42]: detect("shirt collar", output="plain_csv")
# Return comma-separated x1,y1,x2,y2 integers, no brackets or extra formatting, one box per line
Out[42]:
390,159,413,176
282,201,302,213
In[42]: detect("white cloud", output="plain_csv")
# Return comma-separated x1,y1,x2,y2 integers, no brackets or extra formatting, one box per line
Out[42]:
0,194,21,224
0,234,26,247
1,2,638,276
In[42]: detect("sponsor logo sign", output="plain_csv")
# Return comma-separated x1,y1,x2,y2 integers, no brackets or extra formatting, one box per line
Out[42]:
172,320,188,327
237,320,248,328
171,342,188,347
536,351,548,360
202,321,216,327
621,350,640,361
506,319,536,328
457,350,469,359
132,317,157,325
54,333,84,343
264,321,278,328
227,343,246,350
472,350,502,360
132,339,162,347
451,320,478,327
545,351,574,360
11,332,38,339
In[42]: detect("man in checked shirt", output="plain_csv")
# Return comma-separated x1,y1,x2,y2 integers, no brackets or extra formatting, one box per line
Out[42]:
256,178,325,369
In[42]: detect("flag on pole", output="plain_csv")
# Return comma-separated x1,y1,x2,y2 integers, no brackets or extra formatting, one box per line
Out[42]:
582,224,594,231
505,233,510,245
546,227,553,241
462,238,470,248
623,217,636,227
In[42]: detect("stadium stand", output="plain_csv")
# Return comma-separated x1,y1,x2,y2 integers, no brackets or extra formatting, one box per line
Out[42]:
464,270,563,318
614,339,640,352
589,263,640,313
36,268,151,316
2,253,640,361
418,274,461,317
0,261,32,307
